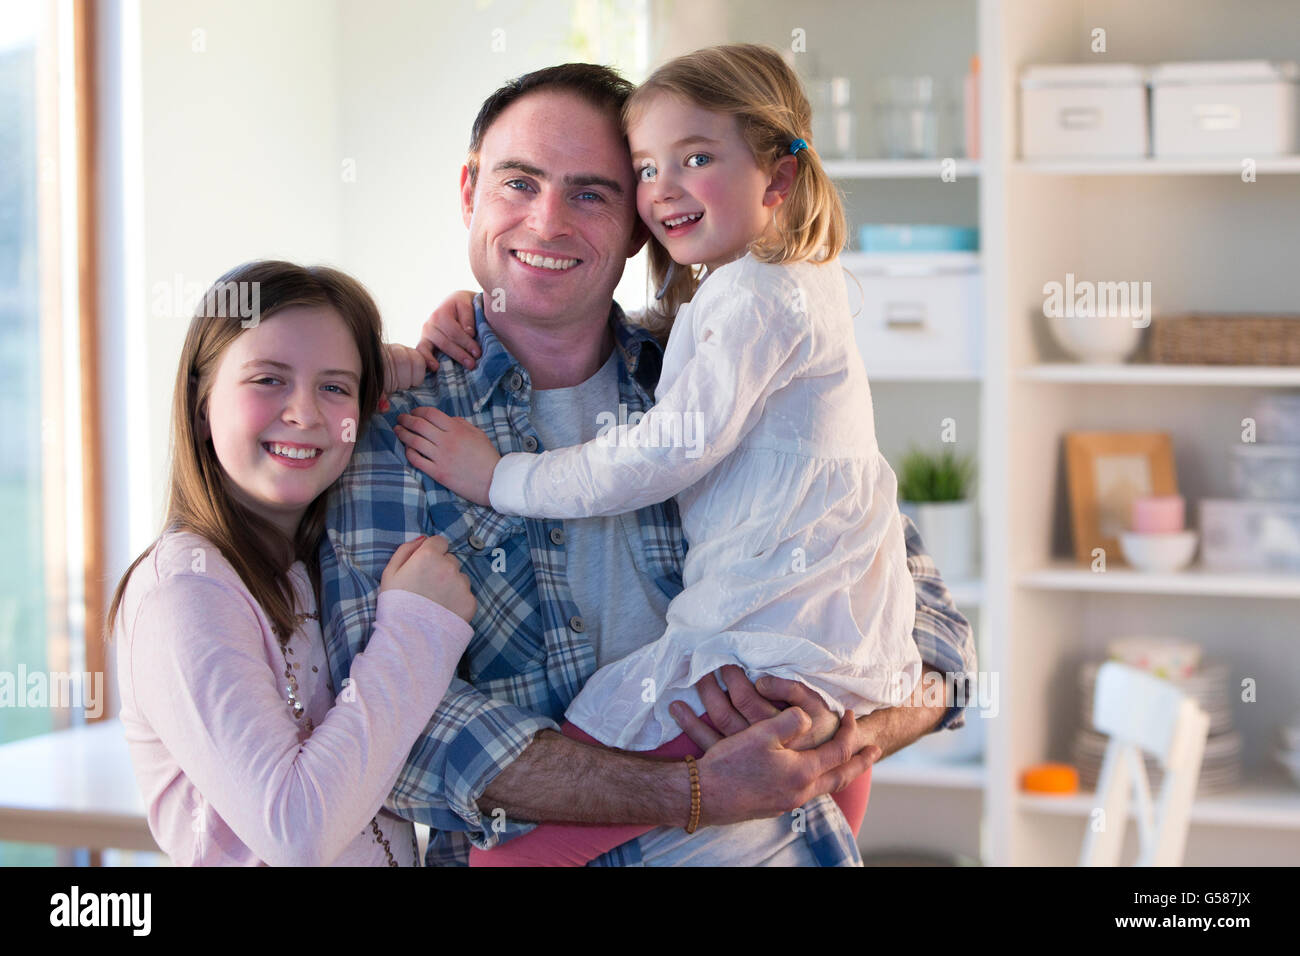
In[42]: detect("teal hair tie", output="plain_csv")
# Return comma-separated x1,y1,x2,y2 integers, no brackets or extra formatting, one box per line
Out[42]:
789,138,808,155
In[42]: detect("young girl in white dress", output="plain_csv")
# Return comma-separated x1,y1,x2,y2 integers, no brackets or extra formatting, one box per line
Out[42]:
402,44,921,865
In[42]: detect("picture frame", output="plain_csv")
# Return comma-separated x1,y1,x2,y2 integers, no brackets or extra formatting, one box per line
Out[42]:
1065,432,1178,565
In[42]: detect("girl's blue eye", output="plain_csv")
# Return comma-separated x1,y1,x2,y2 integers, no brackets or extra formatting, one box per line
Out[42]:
322,384,349,395
686,153,711,168
253,377,281,386
639,163,657,183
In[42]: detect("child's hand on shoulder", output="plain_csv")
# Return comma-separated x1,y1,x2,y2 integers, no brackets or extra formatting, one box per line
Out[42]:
382,344,429,404
416,291,479,372
394,407,499,506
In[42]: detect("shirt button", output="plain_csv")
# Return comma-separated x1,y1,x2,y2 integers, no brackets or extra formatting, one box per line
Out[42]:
523,435,538,452
468,534,486,551
568,615,585,633
509,371,524,391
549,527,565,546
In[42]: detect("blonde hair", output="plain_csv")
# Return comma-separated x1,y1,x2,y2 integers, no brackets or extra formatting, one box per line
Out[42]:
626,43,848,336
105,261,387,648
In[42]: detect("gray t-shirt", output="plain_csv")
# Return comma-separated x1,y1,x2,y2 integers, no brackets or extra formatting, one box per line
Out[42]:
528,346,818,866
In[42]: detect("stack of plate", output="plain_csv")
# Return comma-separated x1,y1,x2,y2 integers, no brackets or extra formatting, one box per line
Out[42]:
1080,660,1234,736
1278,714,1300,787
1075,658,1241,795
1073,728,1242,795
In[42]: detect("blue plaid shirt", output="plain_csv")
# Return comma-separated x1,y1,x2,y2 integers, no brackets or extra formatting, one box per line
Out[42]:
319,295,977,867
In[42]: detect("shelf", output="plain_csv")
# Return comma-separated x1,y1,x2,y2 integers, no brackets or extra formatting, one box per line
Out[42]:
872,758,986,790
1020,561,1300,599
868,367,983,383
946,578,984,608
1019,363,1300,387
825,159,981,179
841,251,980,269
1014,156,1300,176
1018,775,1300,831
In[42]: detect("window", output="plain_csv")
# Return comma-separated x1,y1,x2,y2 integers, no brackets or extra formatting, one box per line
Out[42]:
0,0,102,866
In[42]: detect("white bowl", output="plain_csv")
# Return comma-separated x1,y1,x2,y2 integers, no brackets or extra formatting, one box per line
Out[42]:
1107,637,1202,679
1119,530,1198,572
1047,310,1143,363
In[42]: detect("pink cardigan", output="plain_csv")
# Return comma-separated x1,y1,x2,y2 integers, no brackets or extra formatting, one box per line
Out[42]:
115,530,472,866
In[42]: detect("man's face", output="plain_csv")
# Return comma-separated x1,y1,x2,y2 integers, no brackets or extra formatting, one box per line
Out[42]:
461,89,644,326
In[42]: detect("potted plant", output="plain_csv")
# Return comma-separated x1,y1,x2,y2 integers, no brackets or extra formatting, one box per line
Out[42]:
896,446,978,581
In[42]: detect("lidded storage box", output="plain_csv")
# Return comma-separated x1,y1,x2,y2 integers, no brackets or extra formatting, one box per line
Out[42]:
1150,60,1299,157
1020,64,1148,158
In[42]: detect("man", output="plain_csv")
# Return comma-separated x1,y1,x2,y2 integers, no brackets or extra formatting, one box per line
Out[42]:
320,63,977,866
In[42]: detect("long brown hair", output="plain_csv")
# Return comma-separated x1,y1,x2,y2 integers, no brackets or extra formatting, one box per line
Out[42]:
627,44,849,336
105,261,386,647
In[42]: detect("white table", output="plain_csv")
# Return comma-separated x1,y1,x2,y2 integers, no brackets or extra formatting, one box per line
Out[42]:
0,718,159,852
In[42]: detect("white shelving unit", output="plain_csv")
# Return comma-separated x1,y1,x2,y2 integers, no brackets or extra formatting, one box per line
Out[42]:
1019,773,1300,832
989,0,1300,867
1021,562,1300,600
659,0,1300,867
1014,156,1300,175
824,159,982,179
873,759,986,790
1020,363,1300,387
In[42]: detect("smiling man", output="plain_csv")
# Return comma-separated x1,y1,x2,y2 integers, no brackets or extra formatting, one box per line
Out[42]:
318,63,978,866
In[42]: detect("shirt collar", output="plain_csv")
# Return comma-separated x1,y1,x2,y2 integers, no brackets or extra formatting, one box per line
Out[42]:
463,293,664,412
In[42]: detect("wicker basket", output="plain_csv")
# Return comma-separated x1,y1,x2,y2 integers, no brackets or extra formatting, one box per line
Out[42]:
1150,314,1300,365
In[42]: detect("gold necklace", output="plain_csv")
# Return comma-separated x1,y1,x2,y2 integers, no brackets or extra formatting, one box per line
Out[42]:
280,606,419,866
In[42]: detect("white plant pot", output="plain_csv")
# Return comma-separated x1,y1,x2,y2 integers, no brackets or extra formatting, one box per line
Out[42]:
905,499,977,581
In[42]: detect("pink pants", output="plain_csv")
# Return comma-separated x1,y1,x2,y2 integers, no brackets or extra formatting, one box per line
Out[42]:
469,718,871,867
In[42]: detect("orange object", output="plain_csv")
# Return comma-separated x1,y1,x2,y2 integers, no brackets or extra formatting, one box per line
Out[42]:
1021,762,1079,794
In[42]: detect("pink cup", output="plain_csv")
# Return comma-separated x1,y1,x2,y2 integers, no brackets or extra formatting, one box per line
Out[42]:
1131,495,1185,533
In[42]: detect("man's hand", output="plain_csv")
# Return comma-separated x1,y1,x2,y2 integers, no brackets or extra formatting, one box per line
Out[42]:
672,664,951,762
669,667,844,753
416,290,480,372
479,705,876,829
394,406,500,505
693,707,874,827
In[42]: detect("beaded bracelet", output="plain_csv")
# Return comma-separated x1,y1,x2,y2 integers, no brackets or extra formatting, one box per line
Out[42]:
684,754,701,833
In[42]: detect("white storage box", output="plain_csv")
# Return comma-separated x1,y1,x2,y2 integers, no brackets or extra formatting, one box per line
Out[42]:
1020,64,1148,159
1230,444,1300,500
1151,60,1299,157
1254,394,1300,444
1200,498,1300,572
842,252,981,377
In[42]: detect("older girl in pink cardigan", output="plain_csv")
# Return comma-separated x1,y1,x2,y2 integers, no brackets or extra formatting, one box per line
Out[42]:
109,261,473,866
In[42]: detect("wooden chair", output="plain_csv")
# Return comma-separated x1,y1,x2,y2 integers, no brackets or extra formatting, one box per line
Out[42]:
1079,661,1211,866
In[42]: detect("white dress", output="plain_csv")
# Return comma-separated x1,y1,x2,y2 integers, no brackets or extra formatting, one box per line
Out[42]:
490,253,922,750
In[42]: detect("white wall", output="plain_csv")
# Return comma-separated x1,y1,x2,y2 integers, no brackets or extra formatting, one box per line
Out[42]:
135,0,344,534
122,0,649,555
335,0,651,346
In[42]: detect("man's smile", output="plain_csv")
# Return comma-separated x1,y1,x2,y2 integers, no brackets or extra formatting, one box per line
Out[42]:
510,249,583,272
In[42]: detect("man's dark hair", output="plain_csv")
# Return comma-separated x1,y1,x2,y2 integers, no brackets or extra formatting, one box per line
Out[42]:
466,63,635,187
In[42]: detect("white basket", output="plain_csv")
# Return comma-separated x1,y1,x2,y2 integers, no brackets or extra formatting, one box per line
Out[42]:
1020,63,1148,159
843,253,981,377
1229,445,1300,501
1254,394,1300,444
1200,498,1300,571
1151,60,1300,158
